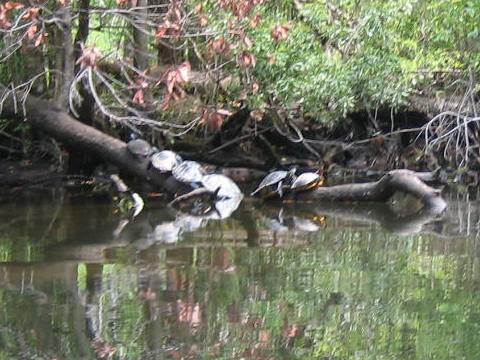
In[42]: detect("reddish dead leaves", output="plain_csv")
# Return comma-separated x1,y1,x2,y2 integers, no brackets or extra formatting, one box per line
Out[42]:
195,4,208,27
271,24,291,42
131,72,150,106
116,0,138,7
1,3,48,46
155,0,183,41
251,81,260,94
139,287,157,301
129,62,193,109
76,46,102,69
218,0,265,19
159,61,191,110
198,14,208,27
238,51,257,68
199,107,232,130
26,24,38,40
250,13,262,28
22,7,40,21
283,323,302,339
177,300,202,328
209,37,235,57
23,7,47,46
0,2,24,29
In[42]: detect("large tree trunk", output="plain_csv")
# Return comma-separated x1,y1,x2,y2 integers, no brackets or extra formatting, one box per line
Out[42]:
0,85,446,214
56,3,75,110
132,0,150,72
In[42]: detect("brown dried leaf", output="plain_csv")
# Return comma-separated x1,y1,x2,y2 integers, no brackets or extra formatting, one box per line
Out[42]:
4,1,24,10
132,89,145,105
252,81,260,94
238,52,256,68
250,13,262,28
271,24,291,42
34,32,48,47
176,61,191,82
26,24,38,40
199,15,208,27
75,46,102,69
22,7,40,20
243,35,253,49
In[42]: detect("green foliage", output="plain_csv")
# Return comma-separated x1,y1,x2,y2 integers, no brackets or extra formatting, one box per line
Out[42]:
200,0,480,123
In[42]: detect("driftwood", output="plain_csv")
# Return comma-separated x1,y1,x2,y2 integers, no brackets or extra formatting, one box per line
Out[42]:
0,85,446,213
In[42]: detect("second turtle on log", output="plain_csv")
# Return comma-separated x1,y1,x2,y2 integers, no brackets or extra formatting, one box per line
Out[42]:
148,150,183,173
290,172,324,193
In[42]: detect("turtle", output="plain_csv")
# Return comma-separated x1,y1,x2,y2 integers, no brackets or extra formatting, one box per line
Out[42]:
172,160,205,186
201,174,243,199
250,168,297,198
148,150,183,173
290,172,323,193
126,138,153,158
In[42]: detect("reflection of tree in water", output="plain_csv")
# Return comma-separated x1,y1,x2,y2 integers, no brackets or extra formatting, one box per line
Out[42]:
2,192,480,358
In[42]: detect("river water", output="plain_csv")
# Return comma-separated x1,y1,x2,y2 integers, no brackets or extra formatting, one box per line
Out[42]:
0,189,479,359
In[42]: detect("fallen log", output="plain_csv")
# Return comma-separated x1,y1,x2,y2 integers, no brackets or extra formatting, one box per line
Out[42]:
291,169,446,214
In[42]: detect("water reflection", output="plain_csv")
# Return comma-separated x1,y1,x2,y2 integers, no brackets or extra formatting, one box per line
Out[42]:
0,191,480,359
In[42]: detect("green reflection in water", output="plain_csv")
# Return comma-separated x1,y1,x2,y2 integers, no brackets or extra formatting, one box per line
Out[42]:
0,195,479,359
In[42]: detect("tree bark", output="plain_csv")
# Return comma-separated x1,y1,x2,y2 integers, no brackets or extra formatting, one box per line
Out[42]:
132,0,150,71
56,3,75,110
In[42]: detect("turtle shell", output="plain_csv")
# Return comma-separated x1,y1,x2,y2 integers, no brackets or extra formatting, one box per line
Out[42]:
201,174,243,198
150,150,183,173
127,139,152,158
290,172,321,192
172,160,204,184
251,168,296,197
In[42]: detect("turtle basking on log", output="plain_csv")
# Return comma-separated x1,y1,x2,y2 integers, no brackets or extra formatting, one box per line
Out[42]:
148,150,183,173
251,168,297,198
290,171,325,193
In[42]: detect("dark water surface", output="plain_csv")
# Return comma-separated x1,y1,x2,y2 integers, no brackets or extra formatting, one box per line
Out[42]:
1,190,480,359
